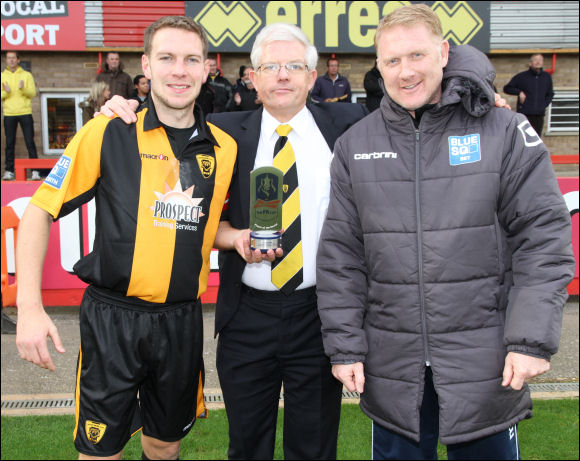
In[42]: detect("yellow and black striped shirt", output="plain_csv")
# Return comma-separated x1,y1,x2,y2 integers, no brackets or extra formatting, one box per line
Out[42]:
31,99,237,304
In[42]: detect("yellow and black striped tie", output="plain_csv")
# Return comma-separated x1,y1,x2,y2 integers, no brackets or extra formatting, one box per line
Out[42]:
271,124,303,295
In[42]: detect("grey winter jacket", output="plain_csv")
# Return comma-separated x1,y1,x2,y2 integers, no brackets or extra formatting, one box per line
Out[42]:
316,46,575,444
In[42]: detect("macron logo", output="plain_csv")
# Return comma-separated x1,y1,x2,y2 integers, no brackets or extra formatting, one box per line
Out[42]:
354,152,398,160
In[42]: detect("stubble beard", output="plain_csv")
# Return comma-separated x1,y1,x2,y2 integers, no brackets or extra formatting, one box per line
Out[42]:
151,87,197,113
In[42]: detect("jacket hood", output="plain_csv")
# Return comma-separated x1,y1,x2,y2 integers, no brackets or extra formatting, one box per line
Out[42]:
379,45,496,121
439,45,496,117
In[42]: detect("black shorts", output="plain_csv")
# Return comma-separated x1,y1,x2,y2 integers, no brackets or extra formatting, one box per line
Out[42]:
73,286,205,456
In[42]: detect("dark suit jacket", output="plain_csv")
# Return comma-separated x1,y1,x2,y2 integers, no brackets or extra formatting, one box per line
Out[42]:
207,102,368,335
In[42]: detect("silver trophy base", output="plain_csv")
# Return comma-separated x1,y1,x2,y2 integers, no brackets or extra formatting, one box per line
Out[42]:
250,231,282,253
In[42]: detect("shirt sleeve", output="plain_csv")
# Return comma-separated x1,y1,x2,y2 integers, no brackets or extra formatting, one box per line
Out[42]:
21,71,36,99
31,116,110,220
316,136,369,363
499,113,575,359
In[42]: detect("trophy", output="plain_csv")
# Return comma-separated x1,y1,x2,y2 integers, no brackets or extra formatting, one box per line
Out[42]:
250,166,283,252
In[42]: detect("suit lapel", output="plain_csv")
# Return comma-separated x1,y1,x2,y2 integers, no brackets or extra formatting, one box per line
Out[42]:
238,108,263,224
308,103,338,151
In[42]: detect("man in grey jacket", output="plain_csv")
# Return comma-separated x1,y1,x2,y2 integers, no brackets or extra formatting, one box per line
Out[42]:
316,5,575,460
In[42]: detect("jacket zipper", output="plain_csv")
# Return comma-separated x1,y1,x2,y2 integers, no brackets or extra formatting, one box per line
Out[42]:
415,128,431,367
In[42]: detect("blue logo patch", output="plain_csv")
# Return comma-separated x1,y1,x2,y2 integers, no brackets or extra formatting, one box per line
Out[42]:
448,134,481,166
44,155,72,189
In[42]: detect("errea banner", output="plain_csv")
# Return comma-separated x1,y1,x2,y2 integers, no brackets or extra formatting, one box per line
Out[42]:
1,1,85,50
186,1,490,53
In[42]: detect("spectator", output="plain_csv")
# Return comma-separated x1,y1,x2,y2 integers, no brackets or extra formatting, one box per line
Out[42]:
96,51,133,99
310,57,352,103
197,80,215,117
207,56,233,112
233,65,247,91
130,74,150,104
503,54,554,136
364,63,383,112
317,5,574,460
79,81,111,125
231,66,261,111
1,51,40,181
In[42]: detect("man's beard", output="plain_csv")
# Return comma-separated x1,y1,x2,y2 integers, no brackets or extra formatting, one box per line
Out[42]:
151,88,197,111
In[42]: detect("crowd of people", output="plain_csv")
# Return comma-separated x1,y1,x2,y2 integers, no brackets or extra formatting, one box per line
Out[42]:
6,4,575,461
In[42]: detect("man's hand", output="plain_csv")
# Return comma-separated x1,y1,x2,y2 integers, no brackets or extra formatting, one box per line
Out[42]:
16,308,65,372
332,362,365,393
2,82,11,93
18,80,24,89
494,92,511,110
232,228,283,263
518,91,526,104
97,95,139,123
502,351,550,391
234,92,241,106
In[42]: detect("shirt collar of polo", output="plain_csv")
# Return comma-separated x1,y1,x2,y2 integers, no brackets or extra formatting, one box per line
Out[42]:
143,97,219,147
262,105,310,142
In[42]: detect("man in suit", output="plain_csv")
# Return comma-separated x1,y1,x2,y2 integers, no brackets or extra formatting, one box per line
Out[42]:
210,23,367,460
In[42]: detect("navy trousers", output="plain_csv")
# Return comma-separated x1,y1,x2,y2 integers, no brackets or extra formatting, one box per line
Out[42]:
372,368,520,460
4,114,37,172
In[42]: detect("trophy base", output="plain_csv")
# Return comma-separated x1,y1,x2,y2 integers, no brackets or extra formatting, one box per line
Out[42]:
250,231,282,253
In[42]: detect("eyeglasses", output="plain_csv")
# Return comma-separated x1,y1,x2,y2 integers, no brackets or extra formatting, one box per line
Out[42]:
257,62,309,75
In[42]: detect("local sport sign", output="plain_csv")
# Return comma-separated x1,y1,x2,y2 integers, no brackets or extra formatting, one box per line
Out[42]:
186,1,490,53
1,1,85,51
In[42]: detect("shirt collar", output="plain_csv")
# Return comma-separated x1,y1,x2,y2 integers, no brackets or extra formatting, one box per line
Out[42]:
143,97,219,147
261,105,311,141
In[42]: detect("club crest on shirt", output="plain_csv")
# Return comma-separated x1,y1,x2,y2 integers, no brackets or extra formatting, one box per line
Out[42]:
196,154,215,179
85,420,107,444
517,120,542,147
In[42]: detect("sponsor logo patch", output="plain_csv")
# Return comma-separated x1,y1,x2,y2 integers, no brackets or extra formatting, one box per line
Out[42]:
448,134,481,165
85,420,107,444
354,152,398,160
43,155,71,189
140,153,169,161
150,180,204,232
517,120,542,147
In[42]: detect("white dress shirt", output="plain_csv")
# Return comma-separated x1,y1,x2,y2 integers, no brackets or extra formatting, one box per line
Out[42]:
241,106,332,291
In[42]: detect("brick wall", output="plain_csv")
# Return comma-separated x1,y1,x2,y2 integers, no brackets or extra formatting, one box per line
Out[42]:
2,50,578,175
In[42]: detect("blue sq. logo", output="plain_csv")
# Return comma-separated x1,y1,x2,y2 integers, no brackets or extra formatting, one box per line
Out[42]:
44,155,72,189
448,134,481,166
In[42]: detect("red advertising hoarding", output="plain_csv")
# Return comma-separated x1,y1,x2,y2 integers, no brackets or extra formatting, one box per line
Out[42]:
1,177,578,305
1,1,85,51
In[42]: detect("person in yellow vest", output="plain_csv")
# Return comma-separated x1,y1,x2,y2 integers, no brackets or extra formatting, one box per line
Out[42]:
1,51,40,180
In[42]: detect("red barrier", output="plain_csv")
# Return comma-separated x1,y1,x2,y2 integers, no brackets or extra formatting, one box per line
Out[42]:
14,159,58,181
2,171,578,304
1,206,20,306
551,155,580,165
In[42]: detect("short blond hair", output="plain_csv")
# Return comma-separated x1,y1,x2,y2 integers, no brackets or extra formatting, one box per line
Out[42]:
144,16,208,58
375,4,443,49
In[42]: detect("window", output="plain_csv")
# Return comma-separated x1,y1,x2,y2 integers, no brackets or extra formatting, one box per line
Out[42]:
41,93,88,155
547,90,579,133
351,91,366,104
